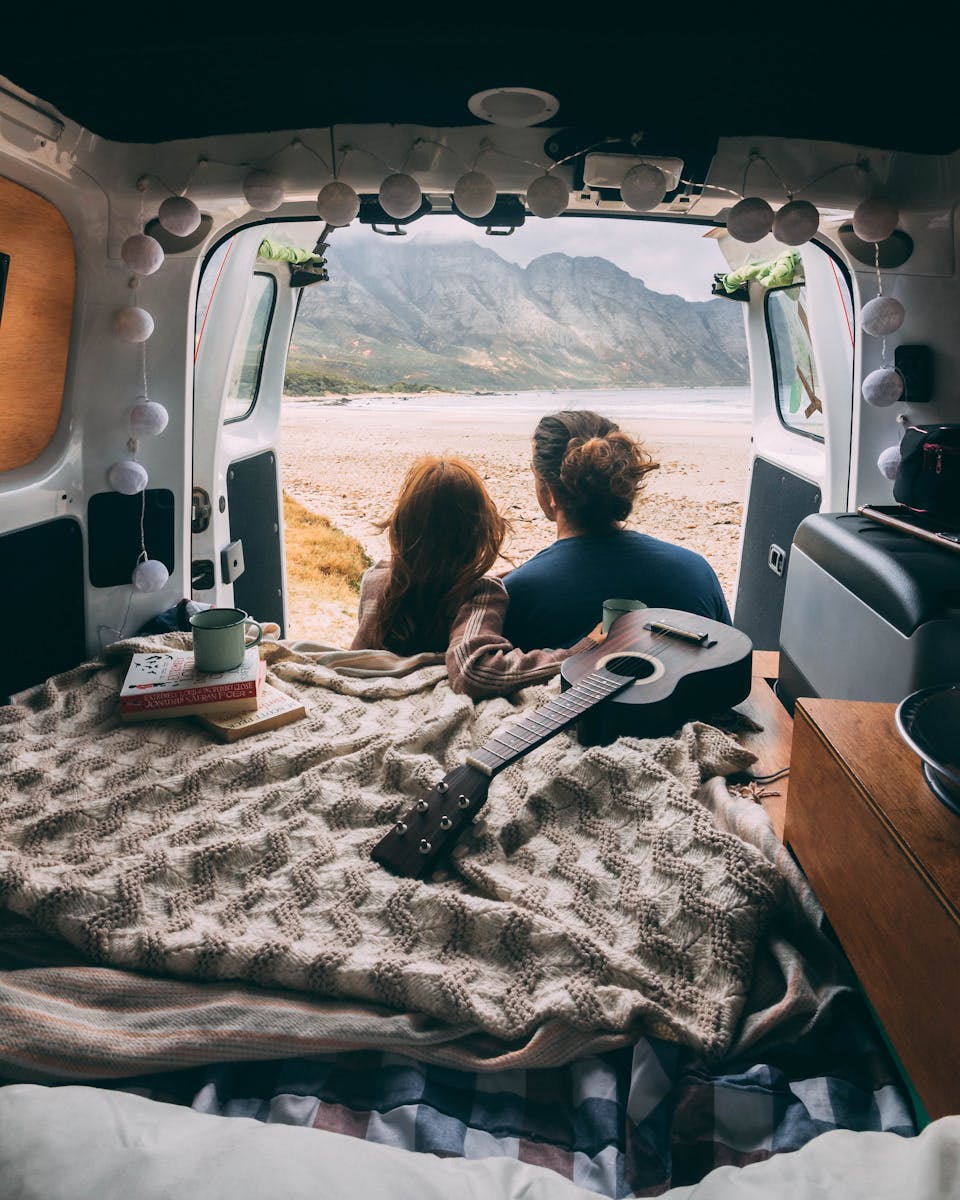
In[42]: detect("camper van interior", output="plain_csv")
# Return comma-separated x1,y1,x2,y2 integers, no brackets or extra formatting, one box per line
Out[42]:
2,19,960,1198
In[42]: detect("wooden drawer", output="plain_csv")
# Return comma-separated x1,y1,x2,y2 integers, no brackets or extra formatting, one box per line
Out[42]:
786,699,960,1120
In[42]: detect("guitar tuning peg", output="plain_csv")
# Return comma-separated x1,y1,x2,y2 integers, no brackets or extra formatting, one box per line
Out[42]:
416,798,429,813
457,795,469,809
439,815,453,830
452,843,470,859
418,838,432,854
436,781,449,793
394,821,408,835
472,817,487,833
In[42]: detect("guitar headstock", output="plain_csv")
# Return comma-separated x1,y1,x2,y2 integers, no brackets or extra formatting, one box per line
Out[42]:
370,763,491,879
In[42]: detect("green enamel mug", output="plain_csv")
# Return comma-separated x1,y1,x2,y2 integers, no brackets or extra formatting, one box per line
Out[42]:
189,607,263,673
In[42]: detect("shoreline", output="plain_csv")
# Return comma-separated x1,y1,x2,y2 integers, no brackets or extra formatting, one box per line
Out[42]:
279,402,752,644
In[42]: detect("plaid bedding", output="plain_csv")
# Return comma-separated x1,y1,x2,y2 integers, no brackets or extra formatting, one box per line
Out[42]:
112,990,914,1198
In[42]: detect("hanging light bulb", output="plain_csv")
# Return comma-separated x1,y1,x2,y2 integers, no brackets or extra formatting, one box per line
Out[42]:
158,195,201,237
316,180,359,226
862,367,905,407
878,444,902,480
132,559,169,592
243,168,285,211
861,295,905,336
108,460,149,495
620,163,666,212
130,399,169,436
525,173,569,219
772,200,820,245
121,234,165,276
853,196,899,243
378,172,422,219
113,307,154,342
726,197,775,243
453,171,496,219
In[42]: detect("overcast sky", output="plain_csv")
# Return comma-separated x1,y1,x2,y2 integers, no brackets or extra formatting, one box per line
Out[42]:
331,215,725,303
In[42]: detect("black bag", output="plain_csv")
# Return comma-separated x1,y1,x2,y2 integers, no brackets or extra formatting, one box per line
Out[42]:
894,424,960,525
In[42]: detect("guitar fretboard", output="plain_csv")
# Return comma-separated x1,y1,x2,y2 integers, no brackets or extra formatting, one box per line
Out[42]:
465,666,637,777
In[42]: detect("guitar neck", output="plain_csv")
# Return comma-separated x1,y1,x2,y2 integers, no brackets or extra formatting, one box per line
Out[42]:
465,667,634,777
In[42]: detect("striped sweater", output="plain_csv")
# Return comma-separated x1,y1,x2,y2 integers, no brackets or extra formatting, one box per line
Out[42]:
350,561,597,699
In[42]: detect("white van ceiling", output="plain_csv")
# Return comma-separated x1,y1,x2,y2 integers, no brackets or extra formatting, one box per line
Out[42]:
0,20,956,155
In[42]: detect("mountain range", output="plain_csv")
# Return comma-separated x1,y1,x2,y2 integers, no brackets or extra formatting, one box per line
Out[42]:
285,239,748,395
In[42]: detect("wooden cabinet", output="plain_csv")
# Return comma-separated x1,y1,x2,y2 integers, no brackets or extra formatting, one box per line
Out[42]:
786,698,960,1120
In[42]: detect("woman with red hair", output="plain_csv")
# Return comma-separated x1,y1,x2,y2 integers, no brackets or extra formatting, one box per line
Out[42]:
351,454,601,699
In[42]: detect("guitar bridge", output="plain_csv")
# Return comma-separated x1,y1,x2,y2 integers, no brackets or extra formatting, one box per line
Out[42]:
644,620,716,647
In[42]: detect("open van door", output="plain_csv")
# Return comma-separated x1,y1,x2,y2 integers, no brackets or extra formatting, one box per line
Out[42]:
722,232,854,650
192,226,304,635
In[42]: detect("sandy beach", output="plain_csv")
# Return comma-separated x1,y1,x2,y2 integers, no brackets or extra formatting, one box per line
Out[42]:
280,402,753,644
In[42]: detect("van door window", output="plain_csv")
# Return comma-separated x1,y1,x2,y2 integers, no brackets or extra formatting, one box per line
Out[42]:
766,285,824,441
224,272,276,423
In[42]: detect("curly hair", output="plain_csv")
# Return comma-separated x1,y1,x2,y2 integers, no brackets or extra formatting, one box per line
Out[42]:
366,455,507,655
531,410,657,533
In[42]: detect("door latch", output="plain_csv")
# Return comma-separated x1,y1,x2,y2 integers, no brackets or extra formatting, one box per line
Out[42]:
221,539,245,584
192,486,212,533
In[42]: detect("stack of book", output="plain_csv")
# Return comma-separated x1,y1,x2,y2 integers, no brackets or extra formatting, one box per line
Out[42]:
118,648,306,741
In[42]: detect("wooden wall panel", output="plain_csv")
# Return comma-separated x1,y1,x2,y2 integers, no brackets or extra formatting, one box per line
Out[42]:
0,175,75,471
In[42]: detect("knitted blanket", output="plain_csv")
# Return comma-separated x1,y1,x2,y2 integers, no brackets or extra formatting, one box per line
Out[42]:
0,635,784,1058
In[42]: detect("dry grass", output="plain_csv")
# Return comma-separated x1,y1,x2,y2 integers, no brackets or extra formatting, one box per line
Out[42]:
283,492,372,643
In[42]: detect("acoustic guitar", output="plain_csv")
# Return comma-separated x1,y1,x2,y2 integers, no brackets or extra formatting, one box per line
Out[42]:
371,608,753,879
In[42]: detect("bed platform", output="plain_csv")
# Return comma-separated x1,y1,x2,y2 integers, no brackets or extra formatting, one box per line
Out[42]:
0,636,928,1195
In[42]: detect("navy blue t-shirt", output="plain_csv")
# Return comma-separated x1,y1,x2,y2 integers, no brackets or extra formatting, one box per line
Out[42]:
502,530,731,650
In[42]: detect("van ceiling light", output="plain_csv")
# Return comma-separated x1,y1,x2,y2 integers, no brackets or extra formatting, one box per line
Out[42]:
582,153,684,194
467,87,559,127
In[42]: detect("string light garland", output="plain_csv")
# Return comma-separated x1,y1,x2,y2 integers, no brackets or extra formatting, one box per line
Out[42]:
158,194,201,236
726,196,774,243
619,162,667,212
378,172,422,219
525,172,568,218
719,152,909,483
242,167,285,211
105,179,173,626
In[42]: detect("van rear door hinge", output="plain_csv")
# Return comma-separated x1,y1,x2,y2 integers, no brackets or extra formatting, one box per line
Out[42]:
192,486,212,533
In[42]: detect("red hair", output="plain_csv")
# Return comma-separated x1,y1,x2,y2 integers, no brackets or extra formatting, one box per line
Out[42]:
367,455,507,655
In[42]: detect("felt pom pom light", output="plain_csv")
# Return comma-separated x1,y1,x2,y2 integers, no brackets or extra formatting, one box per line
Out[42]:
525,173,569,219
132,558,169,593
130,399,169,436
878,444,902,480
121,234,164,276
772,199,820,245
114,307,155,342
862,367,904,407
316,180,360,226
378,172,422,219
454,171,496,219
158,195,201,237
853,197,899,243
620,163,667,211
726,196,775,243
243,168,284,211
108,460,149,495
861,295,905,336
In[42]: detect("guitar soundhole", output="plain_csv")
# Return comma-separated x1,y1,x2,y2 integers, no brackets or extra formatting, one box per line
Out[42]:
601,652,661,683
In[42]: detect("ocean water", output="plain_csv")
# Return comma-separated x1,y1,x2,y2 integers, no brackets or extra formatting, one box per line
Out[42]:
300,386,752,424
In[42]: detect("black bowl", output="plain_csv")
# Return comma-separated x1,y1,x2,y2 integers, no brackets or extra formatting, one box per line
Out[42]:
895,683,960,815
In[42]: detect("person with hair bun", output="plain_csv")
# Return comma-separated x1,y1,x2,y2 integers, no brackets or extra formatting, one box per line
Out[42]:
502,411,731,651
351,454,602,699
